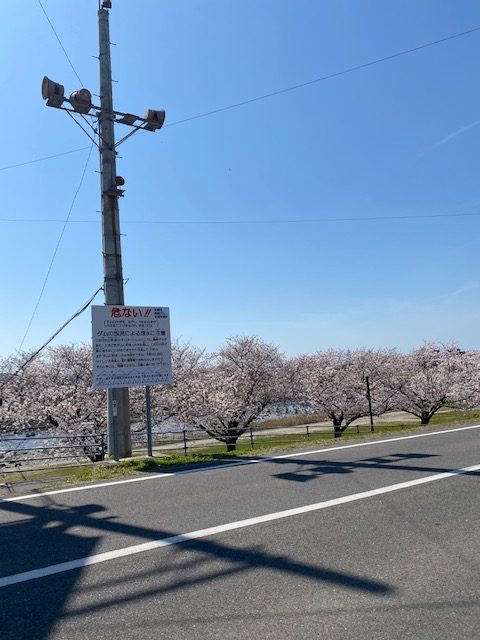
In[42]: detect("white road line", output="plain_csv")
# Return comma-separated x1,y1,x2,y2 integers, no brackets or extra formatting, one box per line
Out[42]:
1,461,479,589
1,472,174,502
2,423,480,503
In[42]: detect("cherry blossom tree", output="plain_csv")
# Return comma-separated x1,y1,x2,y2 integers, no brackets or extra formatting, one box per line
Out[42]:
0,345,106,433
1,338,478,456
0,343,206,440
129,341,206,430
0,350,44,434
383,342,479,424
0,345,107,462
45,345,106,430
182,336,285,451
292,348,396,437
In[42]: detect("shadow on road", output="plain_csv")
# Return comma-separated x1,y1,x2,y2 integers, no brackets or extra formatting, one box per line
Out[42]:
2,448,473,638
0,490,393,640
250,451,479,483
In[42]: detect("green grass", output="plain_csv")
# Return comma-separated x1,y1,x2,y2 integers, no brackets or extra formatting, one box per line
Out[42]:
0,452,239,489
429,408,480,425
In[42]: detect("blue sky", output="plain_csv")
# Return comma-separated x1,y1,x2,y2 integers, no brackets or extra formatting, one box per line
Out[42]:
1,0,480,357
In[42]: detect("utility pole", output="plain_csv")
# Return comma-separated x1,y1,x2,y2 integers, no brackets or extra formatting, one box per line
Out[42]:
41,0,165,460
98,2,130,459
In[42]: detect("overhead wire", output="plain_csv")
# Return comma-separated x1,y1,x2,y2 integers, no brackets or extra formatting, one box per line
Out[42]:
165,25,480,128
0,285,104,398
17,144,95,351
0,147,90,173
3,24,480,172
4,21,480,354
1,211,479,226
12,4,95,352
37,0,84,86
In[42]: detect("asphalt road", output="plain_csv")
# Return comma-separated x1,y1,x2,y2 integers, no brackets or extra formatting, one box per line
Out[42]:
1,425,480,640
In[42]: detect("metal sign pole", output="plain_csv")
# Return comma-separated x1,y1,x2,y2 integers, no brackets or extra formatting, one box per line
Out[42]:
109,387,120,461
145,385,153,457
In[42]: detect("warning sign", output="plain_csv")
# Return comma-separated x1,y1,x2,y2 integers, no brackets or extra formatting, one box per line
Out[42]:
91,305,172,388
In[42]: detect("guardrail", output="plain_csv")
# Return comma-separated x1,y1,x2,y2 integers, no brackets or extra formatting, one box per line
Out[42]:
130,422,414,457
0,422,412,473
0,433,106,473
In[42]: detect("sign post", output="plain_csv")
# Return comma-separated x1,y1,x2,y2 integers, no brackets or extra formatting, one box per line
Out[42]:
145,385,153,457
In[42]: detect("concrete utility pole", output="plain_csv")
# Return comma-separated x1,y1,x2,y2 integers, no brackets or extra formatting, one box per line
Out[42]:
98,2,130,459
41,0,165,460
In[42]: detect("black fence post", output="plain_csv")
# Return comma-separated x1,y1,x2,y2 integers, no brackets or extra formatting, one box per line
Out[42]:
101,433,106,461
250,428,254,448
183,430,188,456
366,375,375,432
306,424,310,439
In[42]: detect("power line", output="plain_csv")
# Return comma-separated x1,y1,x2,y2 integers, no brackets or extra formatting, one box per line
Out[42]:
0,147,90,172
1,211,479,226
114,211,480,224
0,285,103,397
4,25,480,174
18,144,95,351
165,25,480,128
37,0,84,86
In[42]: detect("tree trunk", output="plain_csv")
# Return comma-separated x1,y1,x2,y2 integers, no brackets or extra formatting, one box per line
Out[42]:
420,411,431,425
333,417,343,438
225,436,238,452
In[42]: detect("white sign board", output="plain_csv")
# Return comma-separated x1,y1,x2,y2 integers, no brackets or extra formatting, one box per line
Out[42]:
91,305,172,388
